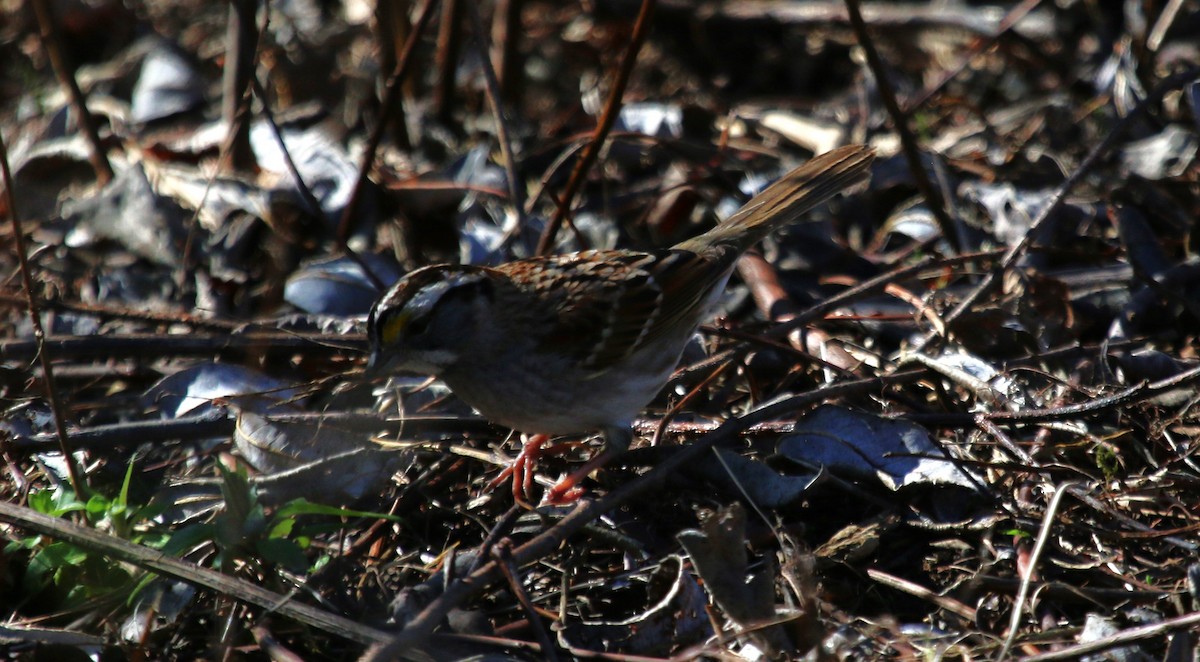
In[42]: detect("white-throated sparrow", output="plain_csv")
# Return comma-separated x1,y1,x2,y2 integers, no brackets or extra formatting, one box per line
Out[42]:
368,145,874,502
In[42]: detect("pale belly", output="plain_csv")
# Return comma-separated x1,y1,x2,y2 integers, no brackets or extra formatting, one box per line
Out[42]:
442,341,684,435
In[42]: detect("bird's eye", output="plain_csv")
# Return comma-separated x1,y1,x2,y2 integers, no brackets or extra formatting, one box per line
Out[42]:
406,315,430,337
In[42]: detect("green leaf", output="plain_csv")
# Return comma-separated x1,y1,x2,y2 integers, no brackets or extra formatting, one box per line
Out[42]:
28,543,88,593
136,531,172,549
37,542,88,568
160,523,217,557
214,511,244,551
79,554,132,592
289,521,348,540
242,502,268,539
117,458,136,509
272,498,401,522
267,518,295,540
30,488,85,517
1094,444,1120,480
24,552,55,589
217,464,256,524
128,573,162,605
134,500,169,524
28,490,54,514
5,535,43,553
255,538,309,574
85,494,112,523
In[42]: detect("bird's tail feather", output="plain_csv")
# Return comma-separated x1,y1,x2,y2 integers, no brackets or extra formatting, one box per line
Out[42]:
678,144,875,254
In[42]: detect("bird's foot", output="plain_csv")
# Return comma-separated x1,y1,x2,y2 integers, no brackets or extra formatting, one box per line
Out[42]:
543,447,621,504
488,434,584,503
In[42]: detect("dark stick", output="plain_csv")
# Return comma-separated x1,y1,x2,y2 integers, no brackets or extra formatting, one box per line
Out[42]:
0,131,88,496
490,0,523,105
336,0,440,243
220,0,259,171
432,0,462,124
29,0,113,186
843,0,961,249
466,2,526,221
534,0,657,255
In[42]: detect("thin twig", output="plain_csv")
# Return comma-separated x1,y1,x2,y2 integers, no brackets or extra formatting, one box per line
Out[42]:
783,251,1002,335
0,331,364,362
904,0,1044,111
670,250,1005,387
370,0,412,148
866,569,977,621
0,500,390,646
0,294,243,330
250,76,385,291
975,416,1036,465
8,412,495,454
492,540,560,661
931,67,1200,342
843,0,960,248
649,362,733,449
466,2,527,224
432,0,462,123
490,0,523,104
336,0,440,243
0,130,87,496
182,1,269,287
29,0,113,185
534,0,656,255
1146,0,1186,52
1019,608,1200,661
996,482,1081,660
219,0,260,171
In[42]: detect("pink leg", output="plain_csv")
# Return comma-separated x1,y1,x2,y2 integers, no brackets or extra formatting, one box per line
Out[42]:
487,433,549,503
544,426,633,504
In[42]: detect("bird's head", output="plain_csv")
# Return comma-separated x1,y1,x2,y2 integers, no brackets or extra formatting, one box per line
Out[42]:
366,265,495,376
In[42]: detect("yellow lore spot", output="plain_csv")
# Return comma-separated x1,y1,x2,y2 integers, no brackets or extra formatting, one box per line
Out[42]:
381,312,410,346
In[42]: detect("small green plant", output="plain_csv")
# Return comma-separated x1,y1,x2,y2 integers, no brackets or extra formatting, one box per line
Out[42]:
7,461,164,609
164,464,398,576
7,460,398,613
86,461,170,545
1093,444,1121,481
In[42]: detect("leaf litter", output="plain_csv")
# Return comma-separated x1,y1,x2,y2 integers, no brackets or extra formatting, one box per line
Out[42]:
1,1,1199,659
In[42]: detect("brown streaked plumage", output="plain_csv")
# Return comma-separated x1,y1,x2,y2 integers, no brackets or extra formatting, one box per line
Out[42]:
368,145,875,502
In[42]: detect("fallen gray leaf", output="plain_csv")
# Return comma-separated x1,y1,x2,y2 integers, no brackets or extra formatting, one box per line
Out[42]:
677,503,789,654
778,405,980,491
692,448,817,508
